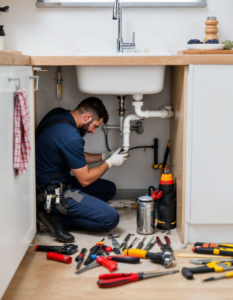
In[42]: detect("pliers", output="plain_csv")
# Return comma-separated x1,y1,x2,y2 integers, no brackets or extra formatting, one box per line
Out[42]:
156,236,175,260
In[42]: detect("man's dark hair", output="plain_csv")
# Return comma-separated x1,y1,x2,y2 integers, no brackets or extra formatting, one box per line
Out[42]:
75,97,109,124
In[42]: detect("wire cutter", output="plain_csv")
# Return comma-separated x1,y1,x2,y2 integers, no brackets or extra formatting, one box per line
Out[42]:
97,270,179,288
75,248,87,270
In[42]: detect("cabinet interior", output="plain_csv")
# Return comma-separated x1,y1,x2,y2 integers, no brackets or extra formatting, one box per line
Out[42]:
34,65,187,243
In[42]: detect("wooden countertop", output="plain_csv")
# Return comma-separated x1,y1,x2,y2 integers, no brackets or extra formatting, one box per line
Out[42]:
0,51,30,65
2,51,233,66
30,54,233,66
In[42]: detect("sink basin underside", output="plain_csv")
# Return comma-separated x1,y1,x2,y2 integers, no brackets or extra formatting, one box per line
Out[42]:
76,65,166,95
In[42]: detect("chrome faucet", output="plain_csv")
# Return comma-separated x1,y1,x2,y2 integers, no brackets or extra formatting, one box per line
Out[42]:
112,0,136,53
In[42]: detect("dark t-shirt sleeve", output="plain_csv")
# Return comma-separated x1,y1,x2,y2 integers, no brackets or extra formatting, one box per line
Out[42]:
61,138,87,169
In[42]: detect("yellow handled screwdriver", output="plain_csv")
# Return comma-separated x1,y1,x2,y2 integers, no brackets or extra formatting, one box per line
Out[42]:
203,271,233,282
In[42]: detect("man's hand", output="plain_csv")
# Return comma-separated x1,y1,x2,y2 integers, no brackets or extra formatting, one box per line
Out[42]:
105,148,130,168
102,150,115,161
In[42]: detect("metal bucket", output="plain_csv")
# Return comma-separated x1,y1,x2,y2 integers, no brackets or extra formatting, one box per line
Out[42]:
137,195,155,235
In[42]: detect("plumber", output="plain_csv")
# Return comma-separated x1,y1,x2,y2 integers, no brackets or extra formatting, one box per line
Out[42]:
36,97,129,242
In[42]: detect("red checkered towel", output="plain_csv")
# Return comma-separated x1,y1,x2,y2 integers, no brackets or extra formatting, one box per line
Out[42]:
14,87,31,175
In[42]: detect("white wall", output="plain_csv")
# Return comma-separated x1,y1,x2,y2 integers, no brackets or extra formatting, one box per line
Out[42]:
2,0,233,189
1,0,232,55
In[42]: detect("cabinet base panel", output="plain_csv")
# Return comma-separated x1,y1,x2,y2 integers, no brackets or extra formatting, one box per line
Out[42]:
185,223,233,243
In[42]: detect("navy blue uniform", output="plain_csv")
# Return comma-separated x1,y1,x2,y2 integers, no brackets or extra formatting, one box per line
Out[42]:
36,108,118,231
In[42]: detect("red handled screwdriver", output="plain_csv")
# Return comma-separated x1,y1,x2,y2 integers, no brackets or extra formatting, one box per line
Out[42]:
76,256,117,275
97,270,179,288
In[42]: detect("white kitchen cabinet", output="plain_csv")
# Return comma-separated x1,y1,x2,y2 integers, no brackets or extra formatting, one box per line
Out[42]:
185,65,233,243
0,66,36,298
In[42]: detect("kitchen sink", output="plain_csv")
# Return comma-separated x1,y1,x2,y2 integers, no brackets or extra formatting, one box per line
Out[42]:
74,53,172,96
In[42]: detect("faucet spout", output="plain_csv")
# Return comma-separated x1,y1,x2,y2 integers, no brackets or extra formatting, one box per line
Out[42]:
112,0,118,20
112,0,135,53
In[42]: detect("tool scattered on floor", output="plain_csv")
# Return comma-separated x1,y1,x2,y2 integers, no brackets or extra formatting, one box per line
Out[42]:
136,237,147,249
76,256,117,275
96,239,112,253
177,253,233,259
35,244,78,255
190,259,233,265
192,246,233,257
84,242,102,266
119,233,134,251
128,237,139,249
194,242,233,249
47,252,72,264
123,249,173,268
92,254,140,264
182,261,233,280
97,270,179,288
157,236,175,261
108,234,121,254
144,236,157,251
75,248,87,270
203,271,233,282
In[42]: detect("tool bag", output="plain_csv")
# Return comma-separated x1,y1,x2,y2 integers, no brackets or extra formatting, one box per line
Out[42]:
36,108,86,214
157,168,176,230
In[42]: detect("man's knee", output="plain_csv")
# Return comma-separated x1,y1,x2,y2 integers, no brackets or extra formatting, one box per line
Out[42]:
102,209,119,231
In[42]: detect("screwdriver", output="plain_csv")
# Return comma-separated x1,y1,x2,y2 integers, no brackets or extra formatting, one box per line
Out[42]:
203,271,233,282
84,242,102,266
92,255,140,264
97,270,179,288
136,237,147,249
194,242,233,249
75,248,87,270
193,246,233,257
76,256,117,275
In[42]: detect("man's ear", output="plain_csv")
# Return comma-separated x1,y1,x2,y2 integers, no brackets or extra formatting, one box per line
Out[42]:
83,113,93,124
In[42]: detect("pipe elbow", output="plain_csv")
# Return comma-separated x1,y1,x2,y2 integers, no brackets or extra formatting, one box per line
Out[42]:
134,107,150,118
123,114,140,129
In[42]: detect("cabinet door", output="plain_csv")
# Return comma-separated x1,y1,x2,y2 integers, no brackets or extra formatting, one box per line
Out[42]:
0,66,36,298
186,65,233,224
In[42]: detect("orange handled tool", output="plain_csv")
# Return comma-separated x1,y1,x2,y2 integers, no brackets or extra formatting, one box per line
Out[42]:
194,242,233,249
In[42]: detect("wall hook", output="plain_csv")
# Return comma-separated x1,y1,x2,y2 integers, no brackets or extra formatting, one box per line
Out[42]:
9,78,20,89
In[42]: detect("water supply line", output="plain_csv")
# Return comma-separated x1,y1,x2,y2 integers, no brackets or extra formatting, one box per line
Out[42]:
103,96,126,137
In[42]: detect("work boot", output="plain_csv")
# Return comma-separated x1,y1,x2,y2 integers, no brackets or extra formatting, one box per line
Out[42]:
38,210,75,243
